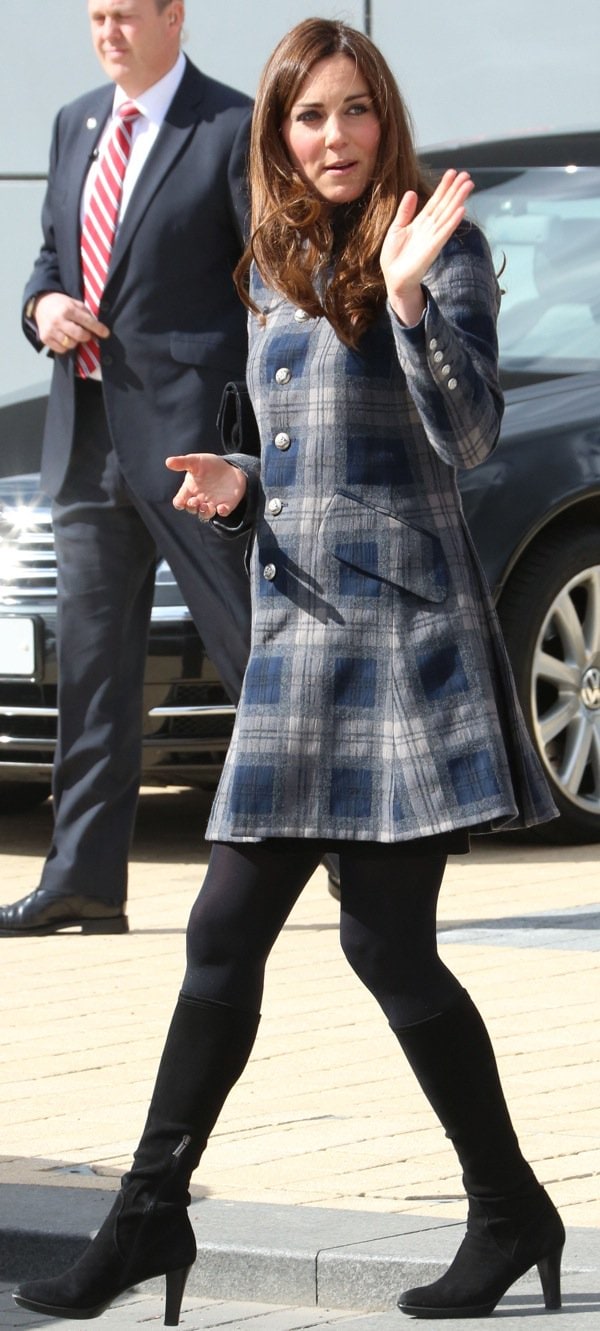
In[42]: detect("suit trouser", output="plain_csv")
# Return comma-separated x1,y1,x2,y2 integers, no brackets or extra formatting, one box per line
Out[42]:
41,381,251,905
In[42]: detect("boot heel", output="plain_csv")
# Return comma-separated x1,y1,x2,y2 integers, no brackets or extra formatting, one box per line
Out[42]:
164,1264,191,1326
537,1245,563,1310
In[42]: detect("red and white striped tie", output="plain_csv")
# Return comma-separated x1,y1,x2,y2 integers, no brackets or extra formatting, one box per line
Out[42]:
77,101,140,377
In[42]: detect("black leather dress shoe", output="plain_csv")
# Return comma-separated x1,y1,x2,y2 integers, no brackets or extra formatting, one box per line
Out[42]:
0,888,129,936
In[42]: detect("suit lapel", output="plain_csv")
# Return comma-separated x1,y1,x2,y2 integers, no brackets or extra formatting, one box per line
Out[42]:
61,88,113,296
106,60,207,284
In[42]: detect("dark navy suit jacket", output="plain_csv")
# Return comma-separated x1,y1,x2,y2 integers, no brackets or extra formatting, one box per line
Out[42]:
22,58,252,502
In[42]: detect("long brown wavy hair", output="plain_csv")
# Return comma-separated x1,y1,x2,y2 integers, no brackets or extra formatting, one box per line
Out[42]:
234,18,433,347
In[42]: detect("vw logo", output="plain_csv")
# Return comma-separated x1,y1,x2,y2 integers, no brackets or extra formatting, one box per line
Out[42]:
581,666,600,710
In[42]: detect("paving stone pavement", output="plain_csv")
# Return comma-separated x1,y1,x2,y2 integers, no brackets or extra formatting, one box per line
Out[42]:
2,1281,600,1330
0,788,598,1322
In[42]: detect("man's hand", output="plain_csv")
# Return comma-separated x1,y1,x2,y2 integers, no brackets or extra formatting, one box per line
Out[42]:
33,292,110,355
166,453,248,521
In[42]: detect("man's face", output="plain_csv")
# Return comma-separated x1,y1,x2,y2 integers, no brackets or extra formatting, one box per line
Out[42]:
87,0,184,97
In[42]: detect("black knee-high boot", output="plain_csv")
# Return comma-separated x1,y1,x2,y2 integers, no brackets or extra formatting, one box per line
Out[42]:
393,989,564,1318
13,994,260,1326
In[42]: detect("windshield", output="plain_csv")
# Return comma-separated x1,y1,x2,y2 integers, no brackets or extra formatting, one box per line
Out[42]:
467,166,600,384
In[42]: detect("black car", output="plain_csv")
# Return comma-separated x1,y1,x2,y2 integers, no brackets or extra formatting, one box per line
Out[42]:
423,132,600,843
0,486,236,809
1,132,600,841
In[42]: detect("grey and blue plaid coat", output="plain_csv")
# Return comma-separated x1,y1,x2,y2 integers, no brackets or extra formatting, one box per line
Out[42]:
207,223,556,843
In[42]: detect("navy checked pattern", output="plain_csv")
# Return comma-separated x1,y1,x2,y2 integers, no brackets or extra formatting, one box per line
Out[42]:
335,541,381,598
230,764,275,816
330,767,373,819
448,750,502,806
346,435,414,487
334,657,378,708
418,644,469,702
392,768,414,824
265,332,310,383
345,322,395,378
263,440,299,489
206,223,557,844
244,656,284,705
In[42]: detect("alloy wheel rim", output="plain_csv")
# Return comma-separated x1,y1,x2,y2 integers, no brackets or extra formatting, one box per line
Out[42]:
530,564,600,815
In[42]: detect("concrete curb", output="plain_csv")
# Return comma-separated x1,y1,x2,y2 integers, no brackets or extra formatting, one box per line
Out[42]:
1,1186,598,1312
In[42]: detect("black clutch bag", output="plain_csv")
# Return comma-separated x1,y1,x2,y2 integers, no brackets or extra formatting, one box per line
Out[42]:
216,380,261,458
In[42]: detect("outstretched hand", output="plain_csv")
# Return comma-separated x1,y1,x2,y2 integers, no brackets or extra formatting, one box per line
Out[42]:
166,453,248,521
380,169,475,326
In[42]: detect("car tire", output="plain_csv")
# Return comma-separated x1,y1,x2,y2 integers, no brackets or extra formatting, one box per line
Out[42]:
0,783,51,815
498,524,600,843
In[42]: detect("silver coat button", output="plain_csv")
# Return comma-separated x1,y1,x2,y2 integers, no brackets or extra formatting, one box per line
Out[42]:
441,363,451,376
433,350,443,364
275,367,291,384
263,563,276,581
274,432,291,450
294,308,309,322
447,377,458,391
268,498,283,516
429,338,438,351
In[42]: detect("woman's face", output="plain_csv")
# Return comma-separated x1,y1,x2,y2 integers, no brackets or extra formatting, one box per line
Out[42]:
281,53,381,206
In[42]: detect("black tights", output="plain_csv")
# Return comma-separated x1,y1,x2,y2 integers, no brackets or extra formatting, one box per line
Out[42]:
184,840,464,1028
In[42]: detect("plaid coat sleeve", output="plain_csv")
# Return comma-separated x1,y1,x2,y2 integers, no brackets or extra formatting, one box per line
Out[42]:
391,223,504,470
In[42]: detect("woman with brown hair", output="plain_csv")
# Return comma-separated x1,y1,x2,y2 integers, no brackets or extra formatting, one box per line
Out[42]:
14,17,563,1325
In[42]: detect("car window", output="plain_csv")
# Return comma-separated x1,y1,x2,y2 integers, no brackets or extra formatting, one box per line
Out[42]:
467,167,600,383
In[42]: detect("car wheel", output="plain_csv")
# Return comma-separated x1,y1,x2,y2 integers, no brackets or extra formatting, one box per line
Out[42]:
0,783,51,815
499,524,600,843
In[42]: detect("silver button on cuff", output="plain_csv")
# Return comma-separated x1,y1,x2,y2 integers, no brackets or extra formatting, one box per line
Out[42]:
447,377,458,391
275,367,291,384
274,432,291,450
268,498,283,516
263,563,276,581
294,308,309,322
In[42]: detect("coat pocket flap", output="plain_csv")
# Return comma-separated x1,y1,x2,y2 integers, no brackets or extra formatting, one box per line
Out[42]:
319,491,448,602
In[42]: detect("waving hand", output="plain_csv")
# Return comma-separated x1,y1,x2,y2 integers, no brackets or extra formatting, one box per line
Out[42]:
380,169,475,326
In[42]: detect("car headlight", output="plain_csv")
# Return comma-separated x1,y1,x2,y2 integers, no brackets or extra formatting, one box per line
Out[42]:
0,501,44,537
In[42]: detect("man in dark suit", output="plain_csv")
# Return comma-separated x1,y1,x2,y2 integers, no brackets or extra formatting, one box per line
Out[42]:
0,0,252,936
